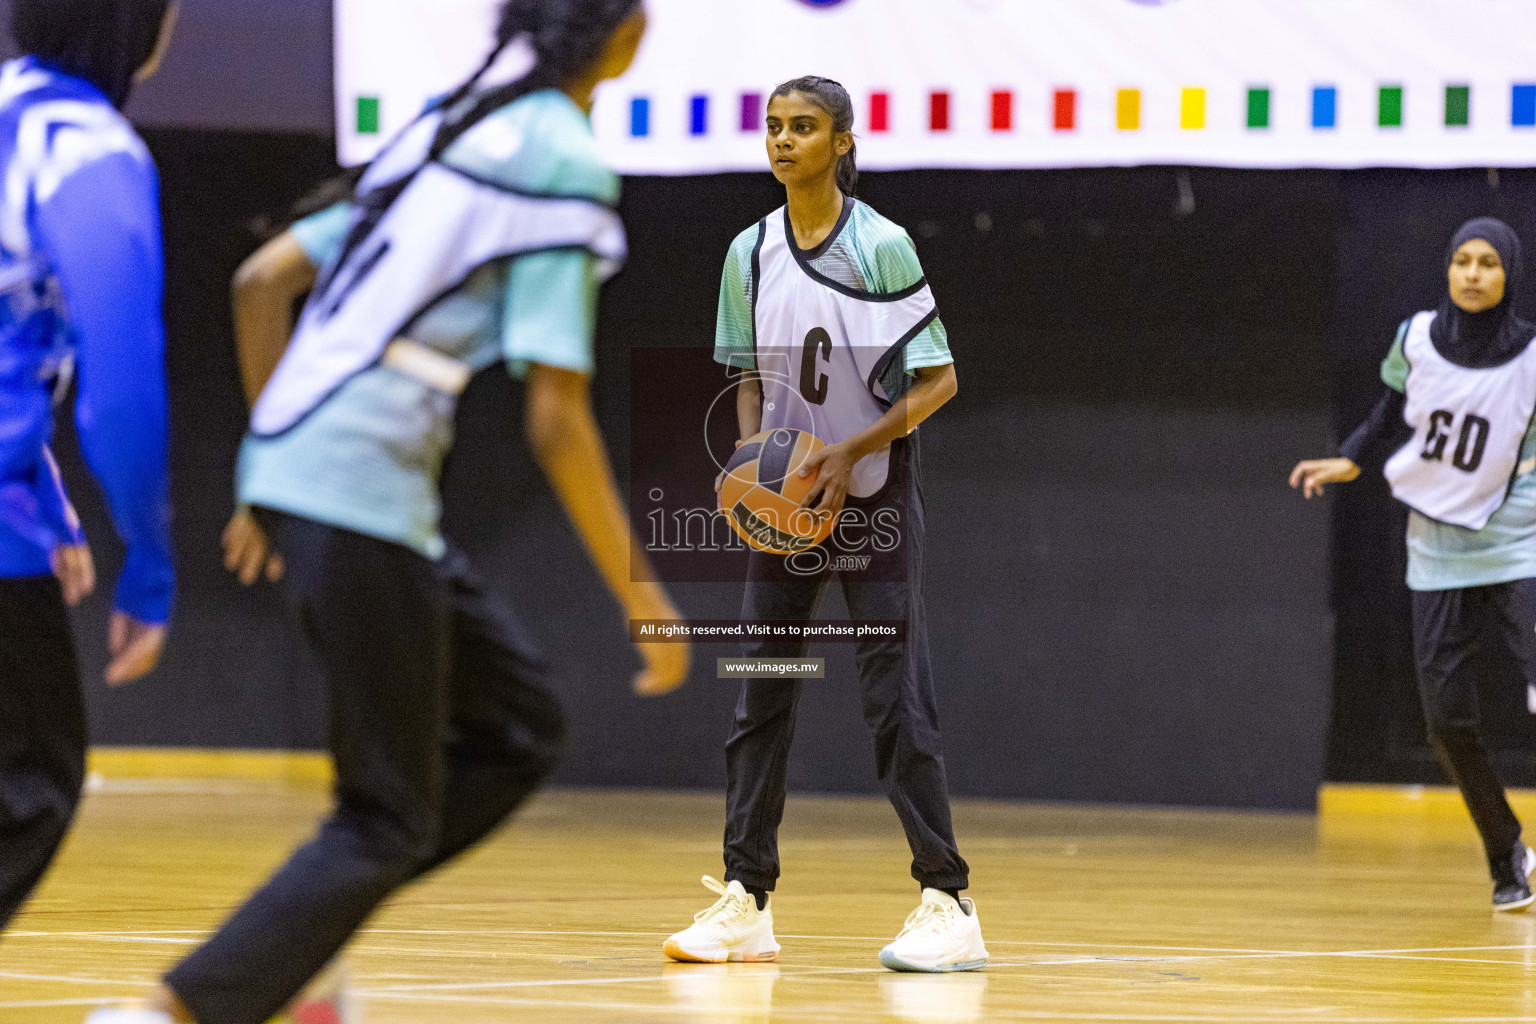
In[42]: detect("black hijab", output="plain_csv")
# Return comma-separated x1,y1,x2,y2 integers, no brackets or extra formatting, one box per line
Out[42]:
1430,216,1536,368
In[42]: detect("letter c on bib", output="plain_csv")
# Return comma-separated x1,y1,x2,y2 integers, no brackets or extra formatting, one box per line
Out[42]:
801,327,831,406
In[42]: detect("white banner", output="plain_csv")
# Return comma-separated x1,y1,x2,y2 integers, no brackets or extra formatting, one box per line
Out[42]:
335,0,1536,173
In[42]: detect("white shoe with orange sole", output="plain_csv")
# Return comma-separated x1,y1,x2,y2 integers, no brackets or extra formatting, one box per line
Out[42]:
664,876,780,963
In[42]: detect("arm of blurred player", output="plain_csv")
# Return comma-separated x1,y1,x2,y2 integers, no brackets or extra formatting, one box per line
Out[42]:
524,363,691,696
231,232,318,407
36,152,174,684
221,232,317,586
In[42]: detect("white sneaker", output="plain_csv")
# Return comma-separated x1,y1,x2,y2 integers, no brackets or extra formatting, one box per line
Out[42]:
880,889,988,973
83,1010,172,1024
663,876,780,963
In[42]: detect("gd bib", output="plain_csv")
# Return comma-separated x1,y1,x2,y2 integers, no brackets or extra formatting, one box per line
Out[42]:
1384,309,1536,529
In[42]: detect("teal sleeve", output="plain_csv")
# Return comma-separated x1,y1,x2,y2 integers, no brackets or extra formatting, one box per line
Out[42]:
289,202,352,267
715,234,756,370
502,248,598,377
868,231,953,372
1381,321,1410,393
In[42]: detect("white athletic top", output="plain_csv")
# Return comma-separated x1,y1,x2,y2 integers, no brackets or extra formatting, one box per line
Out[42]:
751,206,938,497
1384,309,1536,530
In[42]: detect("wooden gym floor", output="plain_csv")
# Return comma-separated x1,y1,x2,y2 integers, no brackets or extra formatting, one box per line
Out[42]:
7,767,1536,1023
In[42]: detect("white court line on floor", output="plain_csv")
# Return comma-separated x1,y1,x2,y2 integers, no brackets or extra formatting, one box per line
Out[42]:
3,930,207,938
362,964,872,994
0,969,148,986
0,999,120,1010
362,991,879,1019
359,987,1536,1023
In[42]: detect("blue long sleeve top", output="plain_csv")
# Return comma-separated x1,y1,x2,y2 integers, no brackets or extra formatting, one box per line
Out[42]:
0,58,173,623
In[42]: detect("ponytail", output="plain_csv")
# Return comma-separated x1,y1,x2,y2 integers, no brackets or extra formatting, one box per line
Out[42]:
431,0,642,159
771,75,858,196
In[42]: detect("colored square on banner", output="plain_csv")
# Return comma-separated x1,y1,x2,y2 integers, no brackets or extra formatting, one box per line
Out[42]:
356,96,380,135
1247,87,1271,128
740,93,762,132
1444,86,1470,127
1054,89,1076,131
1312,87,1337,128
1180,88,1206,130
1116,89,1140,131
630,97,650,137
690,95,708,136
870,92,890,132
930,91,950,131
1515,85,1536,127
1379,86,1403,127
991,91,1013,132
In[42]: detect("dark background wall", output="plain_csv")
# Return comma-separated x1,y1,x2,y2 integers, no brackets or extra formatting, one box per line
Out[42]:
52,131,1343,811
13,3,1521,810
0,0,335,132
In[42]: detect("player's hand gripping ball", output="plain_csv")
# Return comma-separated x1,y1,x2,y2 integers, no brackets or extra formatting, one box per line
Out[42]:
719,429,837,554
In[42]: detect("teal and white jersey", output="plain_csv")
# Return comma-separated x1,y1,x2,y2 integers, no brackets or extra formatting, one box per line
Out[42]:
714,198,952,400
1377,326,1536,590
239,89,619,558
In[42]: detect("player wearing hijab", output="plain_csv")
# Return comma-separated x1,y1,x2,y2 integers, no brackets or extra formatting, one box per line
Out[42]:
1291,217,1536,911
0,0,177,935
86,3,690,1023
662,77,985,973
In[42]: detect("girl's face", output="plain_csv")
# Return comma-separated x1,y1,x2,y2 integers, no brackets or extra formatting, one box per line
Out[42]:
1449,238,1506,313
765,92,850,189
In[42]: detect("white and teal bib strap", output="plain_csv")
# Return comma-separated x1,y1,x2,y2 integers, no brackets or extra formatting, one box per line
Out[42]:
251,107,625,438
750,207,938,498
1384,309,1536,530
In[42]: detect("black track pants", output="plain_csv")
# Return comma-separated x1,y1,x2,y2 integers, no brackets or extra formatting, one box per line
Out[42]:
167,516,566,1024
0,576,86,934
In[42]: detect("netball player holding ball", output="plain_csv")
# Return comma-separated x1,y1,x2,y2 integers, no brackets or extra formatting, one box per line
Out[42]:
1291,218,1536,911
663,77,985,973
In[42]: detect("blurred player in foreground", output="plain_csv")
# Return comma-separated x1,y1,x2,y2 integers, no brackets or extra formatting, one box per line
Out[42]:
0,0,178,935
88,2,688,1022
663,77,984,973
1292,217,1536,912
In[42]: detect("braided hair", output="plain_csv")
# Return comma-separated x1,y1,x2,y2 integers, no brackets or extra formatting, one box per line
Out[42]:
771,76,858,196
11,0,170,109
431,0,643,159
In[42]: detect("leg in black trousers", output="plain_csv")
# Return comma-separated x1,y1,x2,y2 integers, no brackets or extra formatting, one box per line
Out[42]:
722,558,825,893
723,438,967,893
0,576,86,934
1412,584,1524,866
841,458,967,892
414,548,566,877
167,520,565,1024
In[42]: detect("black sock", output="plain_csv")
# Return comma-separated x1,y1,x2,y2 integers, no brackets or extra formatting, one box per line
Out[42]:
939,887,964,911
742,884,769,911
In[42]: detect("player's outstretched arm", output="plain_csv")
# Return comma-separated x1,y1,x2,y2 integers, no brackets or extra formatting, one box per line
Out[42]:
524,363,692,697
1288,458,1361,499
798,362,959,517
